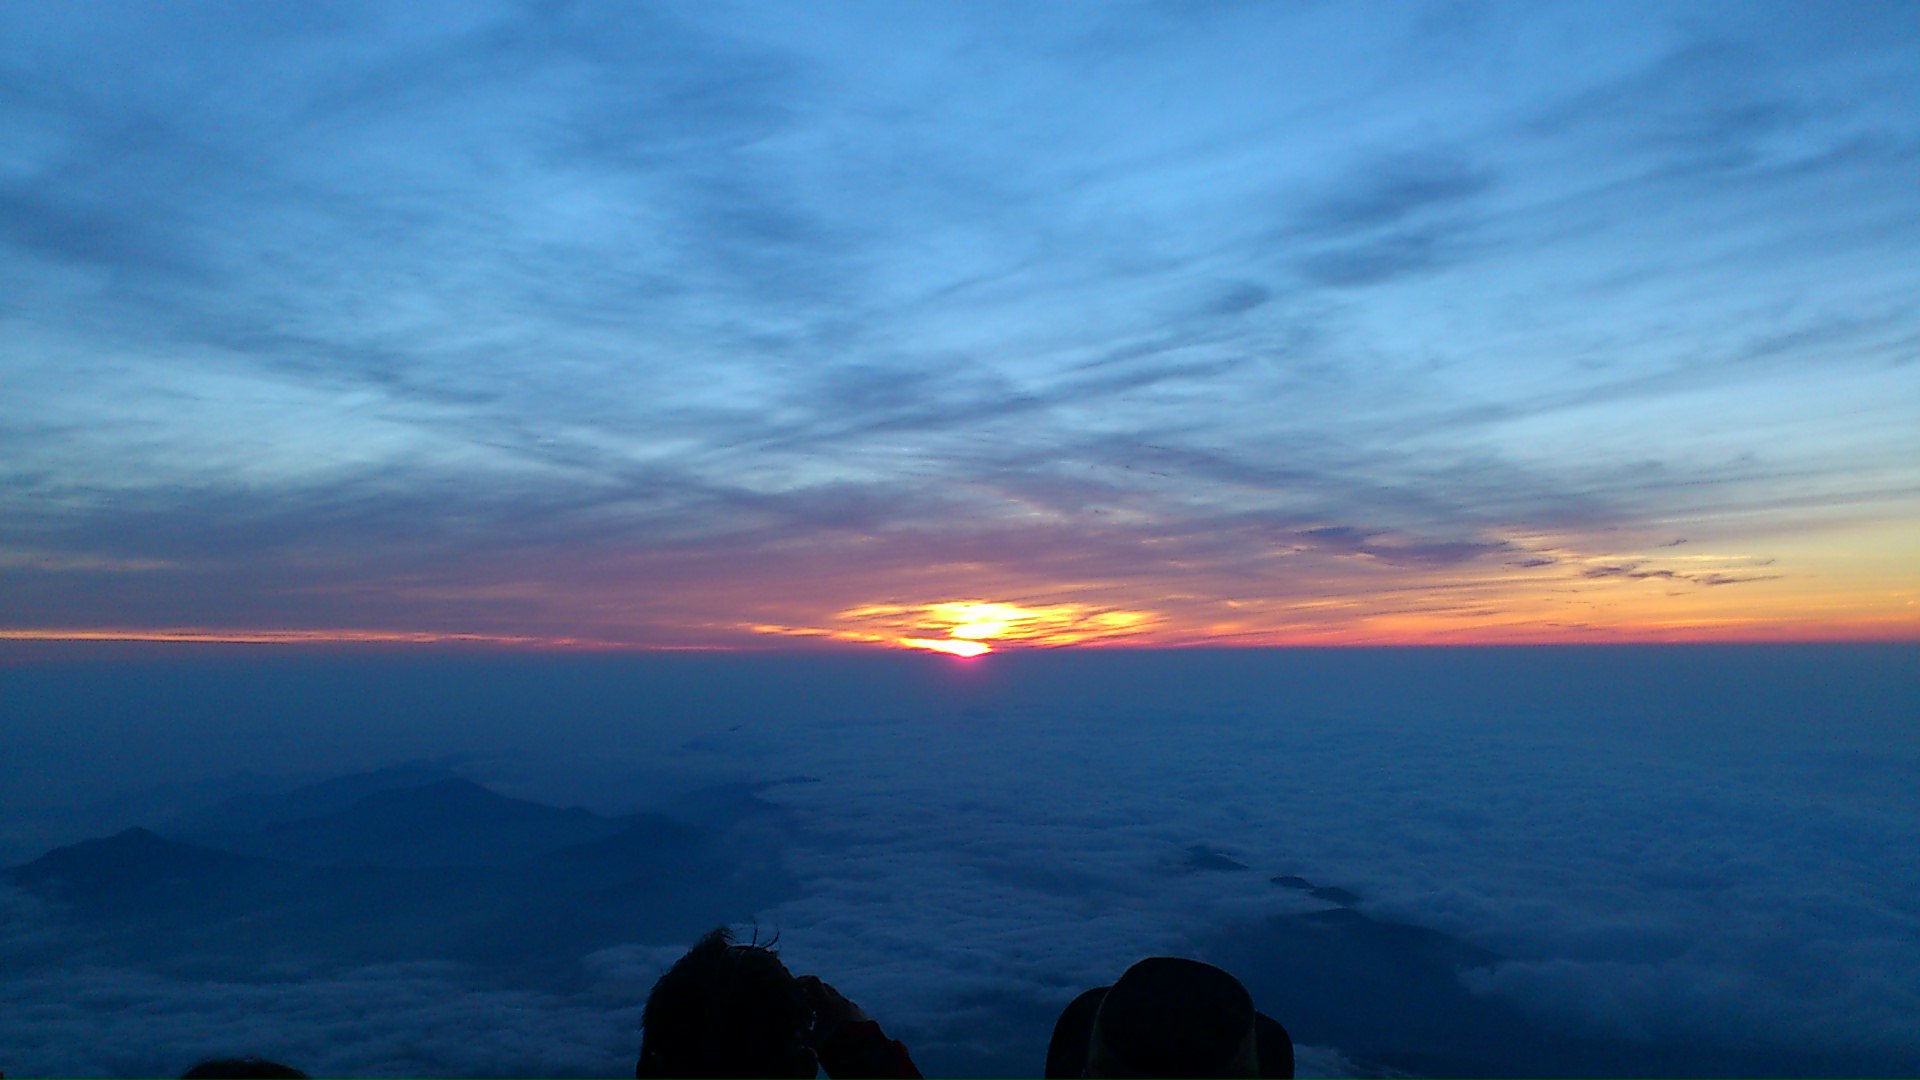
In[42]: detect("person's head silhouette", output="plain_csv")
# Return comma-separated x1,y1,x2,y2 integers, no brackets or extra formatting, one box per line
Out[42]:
638,928,817,1078
1046,957,1293,1078
180,1059,308,1079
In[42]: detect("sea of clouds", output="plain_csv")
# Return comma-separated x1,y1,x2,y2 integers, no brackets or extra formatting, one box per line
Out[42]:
1,645,1915,1077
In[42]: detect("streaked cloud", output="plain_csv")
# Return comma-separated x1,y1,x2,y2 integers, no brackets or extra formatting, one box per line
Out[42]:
1,0,1915,645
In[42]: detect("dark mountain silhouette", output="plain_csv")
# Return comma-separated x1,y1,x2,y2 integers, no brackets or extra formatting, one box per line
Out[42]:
535,813,708,876
3,825,468,965
209,778,628,868
1182,844,1250,872
473,813,798,972
5,777,801,980
9,828,268,910
173,761,463,840
3,770,290,864
1271,873,1363,907
1308,885,1361,906
647,777,818,835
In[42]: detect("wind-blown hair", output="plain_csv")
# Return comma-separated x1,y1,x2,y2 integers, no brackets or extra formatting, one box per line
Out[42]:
638,927,814,1078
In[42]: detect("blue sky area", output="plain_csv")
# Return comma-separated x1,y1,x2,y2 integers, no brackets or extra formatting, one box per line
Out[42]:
3,1,1917,647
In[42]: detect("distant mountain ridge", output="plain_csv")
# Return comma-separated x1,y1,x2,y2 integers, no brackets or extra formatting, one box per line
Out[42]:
3,770,801,973
211,777,629,868
170,761,465,838
12,826,265,891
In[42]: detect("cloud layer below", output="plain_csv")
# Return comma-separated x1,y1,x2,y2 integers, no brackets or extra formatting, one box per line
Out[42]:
2,646,1916,1077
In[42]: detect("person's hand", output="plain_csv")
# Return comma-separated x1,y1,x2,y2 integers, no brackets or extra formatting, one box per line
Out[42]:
796,975,870,1043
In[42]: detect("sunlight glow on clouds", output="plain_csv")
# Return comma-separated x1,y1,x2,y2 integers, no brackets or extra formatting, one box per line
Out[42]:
841,600,1159,651
746,599,1159,654
0,0,1916,646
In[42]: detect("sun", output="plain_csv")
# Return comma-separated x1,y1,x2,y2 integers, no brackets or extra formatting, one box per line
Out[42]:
764,597,1155,655
901,637,993,658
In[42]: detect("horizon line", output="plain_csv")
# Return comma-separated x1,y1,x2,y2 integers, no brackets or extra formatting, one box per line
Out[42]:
3,625,1916,652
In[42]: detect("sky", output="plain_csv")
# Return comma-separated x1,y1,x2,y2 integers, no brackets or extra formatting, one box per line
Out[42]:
3,0,1918,652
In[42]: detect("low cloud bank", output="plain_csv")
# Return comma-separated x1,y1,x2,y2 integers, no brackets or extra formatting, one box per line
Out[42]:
3,648,1915,1077
0,963,640,1079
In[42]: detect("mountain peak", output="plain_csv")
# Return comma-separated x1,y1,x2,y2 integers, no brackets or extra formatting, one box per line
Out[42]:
253,776,621,868
9,826,265,891
109,825,163,844
362,776,503,806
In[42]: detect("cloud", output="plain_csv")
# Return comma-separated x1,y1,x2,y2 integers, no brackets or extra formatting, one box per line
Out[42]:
429,648,1910,1074
3,1,1918,643
2,1,1916,1067
1295,153,1497,238
1576,559,1780,589
4,649,1919,1075
4,846,663,1078
1524,40,1817,181
1294,228,1460,288
0,963,645,1079
1281,152,1494,288
1289,525,1508,569
1695,572,1782,587
0,883,62,959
